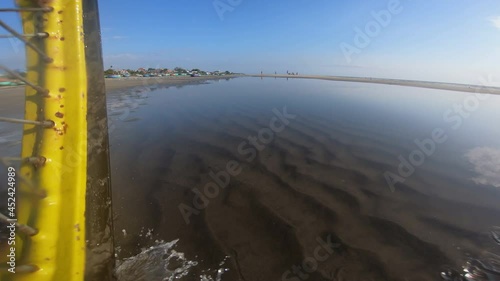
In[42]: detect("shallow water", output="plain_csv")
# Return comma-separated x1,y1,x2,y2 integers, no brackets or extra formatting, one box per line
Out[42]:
2,77,500,280
108,77,500,280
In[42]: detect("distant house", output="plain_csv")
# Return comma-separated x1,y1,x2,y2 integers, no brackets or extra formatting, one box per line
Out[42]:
117,69,130,77
160,69,172,76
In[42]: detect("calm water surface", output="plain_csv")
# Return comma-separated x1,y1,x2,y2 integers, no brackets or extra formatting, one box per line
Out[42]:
109,77,500,281
4,77,498,280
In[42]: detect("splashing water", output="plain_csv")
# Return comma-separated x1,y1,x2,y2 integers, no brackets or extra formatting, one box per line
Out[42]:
441,259,500,281
492,228,500,246
115,239,229,281
441,228,500,281
199,258,230,281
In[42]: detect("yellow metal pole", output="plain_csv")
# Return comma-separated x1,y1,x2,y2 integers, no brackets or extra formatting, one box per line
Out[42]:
0,1,114,280
8,0,88,280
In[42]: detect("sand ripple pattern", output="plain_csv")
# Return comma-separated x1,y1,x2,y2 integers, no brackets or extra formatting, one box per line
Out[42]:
110,86,500,281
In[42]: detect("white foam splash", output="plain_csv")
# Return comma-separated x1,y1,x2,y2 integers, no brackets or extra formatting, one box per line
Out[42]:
465,147,500,188
115,240,229,281
199,257,230,281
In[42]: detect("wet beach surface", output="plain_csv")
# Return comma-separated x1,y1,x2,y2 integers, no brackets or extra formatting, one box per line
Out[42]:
108,78,500,280
1,77,500,280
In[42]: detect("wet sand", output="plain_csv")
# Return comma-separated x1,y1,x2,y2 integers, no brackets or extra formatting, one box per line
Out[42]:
109,78,500,280
104,75,240,93
2,76,500,280
249,74,500,95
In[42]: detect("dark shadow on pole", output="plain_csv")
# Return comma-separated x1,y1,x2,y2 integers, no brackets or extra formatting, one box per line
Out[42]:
82,1,116,280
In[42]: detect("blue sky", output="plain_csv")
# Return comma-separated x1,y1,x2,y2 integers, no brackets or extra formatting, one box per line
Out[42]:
1,0,500,84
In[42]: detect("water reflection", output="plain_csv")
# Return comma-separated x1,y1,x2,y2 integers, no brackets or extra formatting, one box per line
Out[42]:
465,147,500,188
105,77,500,280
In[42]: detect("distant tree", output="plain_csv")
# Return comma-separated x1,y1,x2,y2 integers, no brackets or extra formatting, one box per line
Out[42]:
191,68,201,72
224,71,231,75
174,67,186,73
104,68,115,75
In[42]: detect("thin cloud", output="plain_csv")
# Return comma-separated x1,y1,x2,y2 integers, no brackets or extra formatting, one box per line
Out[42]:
112,36,129,40
465,147,500,188
489,16,500,30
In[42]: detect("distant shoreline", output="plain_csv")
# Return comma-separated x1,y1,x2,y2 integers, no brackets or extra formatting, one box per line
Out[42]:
0,75,240,95
247,74,500,95
2,74,500,96
0,76,240,117
103,75,239,93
